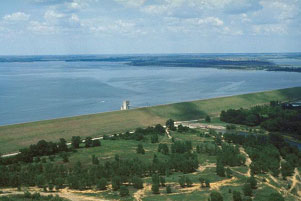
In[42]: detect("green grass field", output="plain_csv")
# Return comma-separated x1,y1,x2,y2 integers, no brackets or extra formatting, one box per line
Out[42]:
0,87,301,154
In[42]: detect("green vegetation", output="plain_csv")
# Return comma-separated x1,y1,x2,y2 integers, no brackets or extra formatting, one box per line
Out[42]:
0,88,301,201
0,192,68,201
1,87,301,154
220,100,301,136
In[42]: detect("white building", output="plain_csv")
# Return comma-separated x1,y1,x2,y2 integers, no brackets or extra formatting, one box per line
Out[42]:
121,100,130,110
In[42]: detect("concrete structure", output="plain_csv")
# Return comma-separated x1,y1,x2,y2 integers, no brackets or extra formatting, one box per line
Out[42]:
121,100,130,110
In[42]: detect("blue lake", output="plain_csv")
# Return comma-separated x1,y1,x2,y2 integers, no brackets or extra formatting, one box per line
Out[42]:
0,60,301,125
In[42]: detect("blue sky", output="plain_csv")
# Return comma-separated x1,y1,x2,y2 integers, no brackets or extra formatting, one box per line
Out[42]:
0,0,300,55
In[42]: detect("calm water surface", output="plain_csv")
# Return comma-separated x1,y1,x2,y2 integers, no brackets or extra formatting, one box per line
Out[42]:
0,61,301,125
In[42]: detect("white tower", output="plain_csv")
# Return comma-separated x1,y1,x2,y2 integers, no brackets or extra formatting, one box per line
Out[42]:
121,100,130,110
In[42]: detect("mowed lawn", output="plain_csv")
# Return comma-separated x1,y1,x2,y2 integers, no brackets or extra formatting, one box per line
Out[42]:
0,87,301,154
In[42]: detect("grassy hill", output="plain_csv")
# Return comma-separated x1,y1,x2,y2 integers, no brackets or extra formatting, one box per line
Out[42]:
0,87,301,154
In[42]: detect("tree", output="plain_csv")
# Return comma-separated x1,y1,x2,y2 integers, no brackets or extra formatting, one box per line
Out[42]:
151,134,159,143
268,192,284,201
247,176,257,189
36,175,46,188
115,154,120,162
136,144,145,154
154,124,165,135
92,139,101,147
243,183,252,196
55,178,64,190
97,178,107,190
58,138,68,152
199,177,205,188
196,145,201,153
48,155,55,161
92,155,99,165
166,119,176,131
205,115,211,123
60,152,69,163
71,136,81,149
205,179,210,188
133,176,143,189
158,144,169,155
166,185,172,193
226,168,232,178
112,176,121,191
179,176,186,188
178,124,189,133
48,183,54,192
281,161,294,179
152,174,159,184
152,182,160,194
160,176,166,187
119,185,129,197
216,161,225,177
186,176,192,187
233,191,242,201
85,137,93,148
210,191,223,201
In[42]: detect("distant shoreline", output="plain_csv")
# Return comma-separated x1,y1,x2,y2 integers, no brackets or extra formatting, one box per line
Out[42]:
1,53,300,72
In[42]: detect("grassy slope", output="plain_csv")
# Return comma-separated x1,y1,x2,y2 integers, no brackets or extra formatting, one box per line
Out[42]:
0,87,300,154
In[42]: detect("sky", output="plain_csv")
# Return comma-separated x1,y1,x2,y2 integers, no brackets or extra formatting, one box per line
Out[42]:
0,0,300,55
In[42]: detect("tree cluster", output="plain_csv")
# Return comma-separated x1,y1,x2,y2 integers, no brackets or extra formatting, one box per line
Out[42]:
220,102,301,134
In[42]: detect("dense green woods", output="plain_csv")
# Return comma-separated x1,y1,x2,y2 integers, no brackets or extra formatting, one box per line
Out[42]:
220,101,301,136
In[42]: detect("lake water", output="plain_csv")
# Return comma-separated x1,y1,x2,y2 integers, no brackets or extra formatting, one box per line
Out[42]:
0,60,301,125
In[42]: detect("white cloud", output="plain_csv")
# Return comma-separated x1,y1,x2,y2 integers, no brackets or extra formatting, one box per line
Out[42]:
220,26,243,35
28,21,58,34
70,14,80,22
142,5,170,15
82,18,146,36
3,12,30,21
252,24,287,35
240,13,251,23
65,0,97,10
141,0,261,16
44,10,65,21
192,17,224,26
115,0,146,7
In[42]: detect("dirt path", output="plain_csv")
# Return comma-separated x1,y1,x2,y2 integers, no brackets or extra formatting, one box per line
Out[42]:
258,170,301,199
193,163,216,175
289,168,301,195
133,184,151,201
166,128,172,139
210,177,238,190
0,188,110,201
174,121,226,130
132,176,238,200
239,147,251,177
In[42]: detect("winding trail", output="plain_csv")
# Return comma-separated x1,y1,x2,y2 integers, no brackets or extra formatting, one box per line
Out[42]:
133,183,151,201
192,163,216,175
239,147,251,177
165,128,172,139
289,168,301,195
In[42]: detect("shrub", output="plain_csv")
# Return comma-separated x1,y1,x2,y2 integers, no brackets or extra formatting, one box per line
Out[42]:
119,185,129,197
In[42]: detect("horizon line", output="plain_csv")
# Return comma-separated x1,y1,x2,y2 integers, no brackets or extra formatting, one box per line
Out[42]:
0,51,301,57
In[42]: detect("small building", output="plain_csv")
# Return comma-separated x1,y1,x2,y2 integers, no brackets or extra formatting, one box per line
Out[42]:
121,100,130,110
